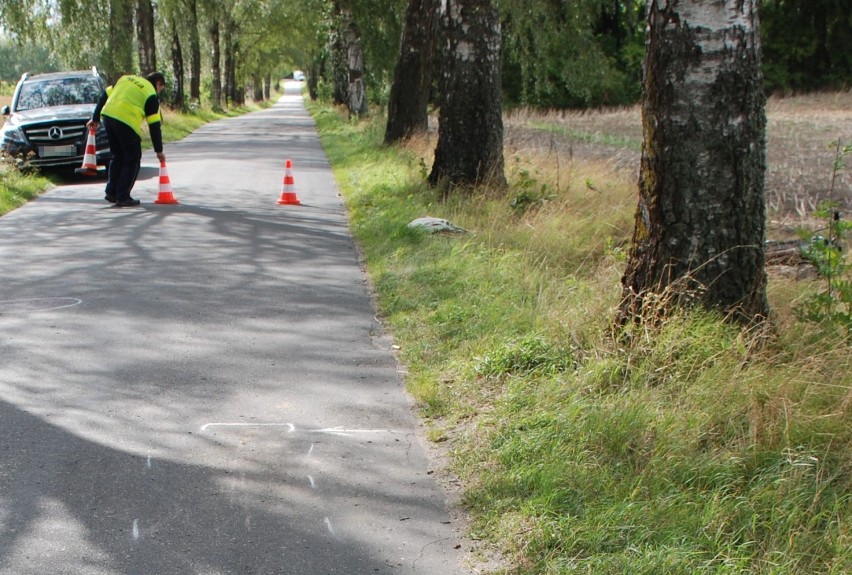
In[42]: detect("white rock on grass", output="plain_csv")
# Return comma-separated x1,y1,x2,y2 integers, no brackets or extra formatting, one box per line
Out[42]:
407,217,467,234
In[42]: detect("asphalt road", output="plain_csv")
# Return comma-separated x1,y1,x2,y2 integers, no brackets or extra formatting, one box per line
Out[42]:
0,82,464,574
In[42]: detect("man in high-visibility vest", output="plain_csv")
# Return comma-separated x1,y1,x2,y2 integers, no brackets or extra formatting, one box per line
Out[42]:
88,72,167,207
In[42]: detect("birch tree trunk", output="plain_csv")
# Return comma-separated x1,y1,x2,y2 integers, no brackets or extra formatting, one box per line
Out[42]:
384,0,439,144
223,15,236,106
328,0,349,106
619,0,769,324
169,18,185,107
135,0,156,74
344,12,367,118
428,0,505,190
209,19,222,109
187,0,202,105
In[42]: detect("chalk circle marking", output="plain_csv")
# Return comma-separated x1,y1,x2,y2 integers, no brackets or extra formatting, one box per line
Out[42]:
0,297,82,314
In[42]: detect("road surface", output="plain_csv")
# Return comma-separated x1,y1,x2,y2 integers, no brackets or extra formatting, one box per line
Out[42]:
0,82,465,574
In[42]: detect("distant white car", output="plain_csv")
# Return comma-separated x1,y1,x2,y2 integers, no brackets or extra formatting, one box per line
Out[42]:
293,70,305,81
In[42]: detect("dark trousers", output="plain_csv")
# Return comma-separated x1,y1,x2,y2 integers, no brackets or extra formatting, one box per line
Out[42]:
103,117,142,202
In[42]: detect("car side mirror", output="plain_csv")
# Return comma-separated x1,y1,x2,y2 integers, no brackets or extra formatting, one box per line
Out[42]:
1,105,9,116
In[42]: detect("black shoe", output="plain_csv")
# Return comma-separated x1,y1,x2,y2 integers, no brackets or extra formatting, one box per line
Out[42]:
114,198,141,207
105,195,116,203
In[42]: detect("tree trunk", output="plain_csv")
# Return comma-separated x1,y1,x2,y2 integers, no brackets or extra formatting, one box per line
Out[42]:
108,0,134,81
308,61,321,100
619,0,769,324
328,0,350,106
428,0,505,190
170,17,185,108
252,74,263,102
210,19,222,109
385,0,439,144
233,48,241,105
187,0,202,105
344,12,368,118
223,17,235,106
135,0,157,73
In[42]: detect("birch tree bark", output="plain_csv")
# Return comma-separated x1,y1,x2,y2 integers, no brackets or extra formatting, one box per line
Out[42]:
384,0,439,144
223,14,236,105
169,18,185,107
327,0,349,106
344,12,367,118
135,0,156,74
428,0,505,190
209,18,222,108
187,0,202,105
619,0,769,324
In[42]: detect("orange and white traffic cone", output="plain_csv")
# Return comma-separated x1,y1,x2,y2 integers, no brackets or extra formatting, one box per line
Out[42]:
276,159,301,205
75,126,99,176
154,159,180,204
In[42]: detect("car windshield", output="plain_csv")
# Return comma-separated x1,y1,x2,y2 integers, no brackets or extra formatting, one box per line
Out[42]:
16,77,102,112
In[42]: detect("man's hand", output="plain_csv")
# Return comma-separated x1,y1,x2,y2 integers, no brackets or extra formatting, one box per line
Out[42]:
156,152,166,163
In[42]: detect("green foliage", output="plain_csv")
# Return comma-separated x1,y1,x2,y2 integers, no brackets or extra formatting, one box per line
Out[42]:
0,0,319,106
795,142,852,334
796,215,852,332
309,0,405,108
1,0,848,112
0,36,60,82
350,0,406,104
508,167,552,213
760,0,852,93
499,0,645,108
475,333,576,378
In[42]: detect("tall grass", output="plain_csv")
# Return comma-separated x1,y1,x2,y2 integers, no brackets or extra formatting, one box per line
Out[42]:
0,166,49,213
314,101,851,575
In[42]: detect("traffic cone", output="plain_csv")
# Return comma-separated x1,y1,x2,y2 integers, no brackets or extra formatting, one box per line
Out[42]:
276,159,301,205
75,126,99,176
154,159,180,204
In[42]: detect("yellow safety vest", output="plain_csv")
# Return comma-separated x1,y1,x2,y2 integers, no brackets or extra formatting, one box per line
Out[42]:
101,75,162,137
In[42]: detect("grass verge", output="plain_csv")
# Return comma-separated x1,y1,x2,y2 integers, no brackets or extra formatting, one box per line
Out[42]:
313,101,851,575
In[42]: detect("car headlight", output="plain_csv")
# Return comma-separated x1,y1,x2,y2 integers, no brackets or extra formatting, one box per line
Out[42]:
1,126,27,146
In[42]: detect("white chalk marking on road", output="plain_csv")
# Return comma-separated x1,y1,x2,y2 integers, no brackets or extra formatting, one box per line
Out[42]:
132,519,139,540
200,422,296,432
324,517,338,539
308,475,316,489
309,427,399,437
146,455,152,469
307,443,315,457
199,423,400,437
0,297,82,313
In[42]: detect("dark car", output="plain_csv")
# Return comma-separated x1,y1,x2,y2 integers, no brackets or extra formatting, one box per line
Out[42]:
1,68,111,170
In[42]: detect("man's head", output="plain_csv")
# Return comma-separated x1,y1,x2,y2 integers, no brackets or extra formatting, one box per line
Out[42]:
146,72,166,94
